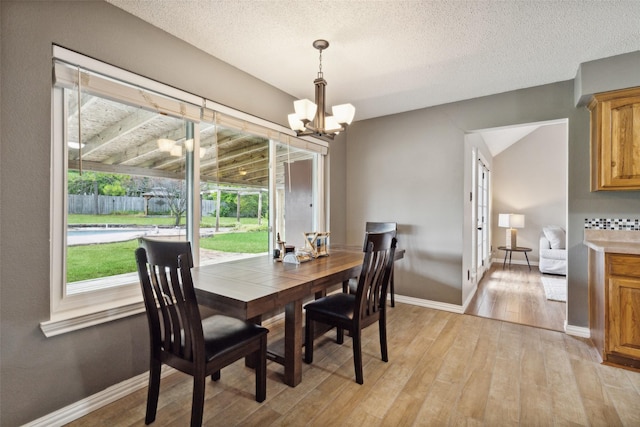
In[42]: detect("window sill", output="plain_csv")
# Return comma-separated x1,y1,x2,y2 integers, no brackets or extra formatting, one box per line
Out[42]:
42,274,145,337
40,300,145,337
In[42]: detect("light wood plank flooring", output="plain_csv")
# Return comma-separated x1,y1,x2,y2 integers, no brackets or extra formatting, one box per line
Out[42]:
66,303,640,426
466,264,566,332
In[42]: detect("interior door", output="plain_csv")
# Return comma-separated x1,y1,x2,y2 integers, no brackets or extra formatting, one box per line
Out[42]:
476,158,490,280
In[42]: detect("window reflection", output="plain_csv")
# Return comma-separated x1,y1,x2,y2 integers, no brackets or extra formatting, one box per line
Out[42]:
65,88,188,292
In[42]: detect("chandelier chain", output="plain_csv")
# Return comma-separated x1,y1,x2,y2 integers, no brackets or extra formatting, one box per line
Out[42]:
317,48,323,79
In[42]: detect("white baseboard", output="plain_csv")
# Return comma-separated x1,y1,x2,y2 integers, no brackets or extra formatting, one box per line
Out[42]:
565,322,590,338
394,294,465,314
462,284,478,312
24,366,176,427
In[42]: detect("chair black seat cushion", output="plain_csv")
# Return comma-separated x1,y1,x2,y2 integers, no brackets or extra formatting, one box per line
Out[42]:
202,315,268,361
304,293,355,322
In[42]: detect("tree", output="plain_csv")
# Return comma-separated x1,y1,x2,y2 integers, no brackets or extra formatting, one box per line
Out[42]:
150,179,187,226
102,183,126,196
68,171,132,195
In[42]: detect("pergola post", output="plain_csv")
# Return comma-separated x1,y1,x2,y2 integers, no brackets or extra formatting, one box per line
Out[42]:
236,192,241,222
215,190,221,232
257,191,263,226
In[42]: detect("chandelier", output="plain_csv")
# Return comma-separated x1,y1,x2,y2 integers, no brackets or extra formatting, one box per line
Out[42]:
287,40,355,140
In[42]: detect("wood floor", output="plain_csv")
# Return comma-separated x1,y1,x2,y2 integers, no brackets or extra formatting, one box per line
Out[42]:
466,263,566,332
66,303,640,426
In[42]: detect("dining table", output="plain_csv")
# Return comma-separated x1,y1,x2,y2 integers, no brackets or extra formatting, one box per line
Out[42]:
191,246,404,387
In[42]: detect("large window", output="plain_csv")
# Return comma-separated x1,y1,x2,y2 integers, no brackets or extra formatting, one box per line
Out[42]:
64,89,190,294
43,47,328,336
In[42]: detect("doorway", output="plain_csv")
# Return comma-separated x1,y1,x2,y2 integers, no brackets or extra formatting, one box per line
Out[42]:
464,119,568,331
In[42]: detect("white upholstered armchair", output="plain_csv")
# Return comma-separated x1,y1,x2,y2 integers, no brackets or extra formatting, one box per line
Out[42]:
539,226,567,275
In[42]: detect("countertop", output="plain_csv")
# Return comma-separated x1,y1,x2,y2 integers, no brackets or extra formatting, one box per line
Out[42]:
583,229,640,255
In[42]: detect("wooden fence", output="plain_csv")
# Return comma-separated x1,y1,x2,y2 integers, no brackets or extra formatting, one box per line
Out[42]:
68,195,217,216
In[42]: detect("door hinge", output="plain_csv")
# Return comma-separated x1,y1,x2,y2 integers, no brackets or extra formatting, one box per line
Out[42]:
470,192,473,202
467,269,470,280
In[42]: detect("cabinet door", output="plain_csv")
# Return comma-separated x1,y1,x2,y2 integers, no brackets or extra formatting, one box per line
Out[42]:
602,95,640,188
608,276,640,360
591,87,640,190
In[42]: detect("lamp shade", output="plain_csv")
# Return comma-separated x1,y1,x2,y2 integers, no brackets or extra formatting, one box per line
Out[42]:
498,214,525,228
324,115,342,132
157,138,175,152
68,141,85,149
293,99,317,122
288,113,305,131
170,145,182,157
332,103,355,125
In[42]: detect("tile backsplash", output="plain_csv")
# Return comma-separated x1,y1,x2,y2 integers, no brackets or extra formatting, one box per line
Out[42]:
585,218,640,231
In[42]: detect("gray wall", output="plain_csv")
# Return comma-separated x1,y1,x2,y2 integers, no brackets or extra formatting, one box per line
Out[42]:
491,123,568,263
345,79,640,322
347,109,466,304
328,134,348,246
575,50,640,106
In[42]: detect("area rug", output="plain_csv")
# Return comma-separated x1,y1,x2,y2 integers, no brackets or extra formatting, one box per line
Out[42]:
541,275,567,302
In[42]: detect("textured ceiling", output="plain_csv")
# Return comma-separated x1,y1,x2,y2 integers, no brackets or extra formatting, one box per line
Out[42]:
106,0,640,124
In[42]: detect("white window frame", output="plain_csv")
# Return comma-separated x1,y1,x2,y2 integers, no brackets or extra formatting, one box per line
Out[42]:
42,46,329,337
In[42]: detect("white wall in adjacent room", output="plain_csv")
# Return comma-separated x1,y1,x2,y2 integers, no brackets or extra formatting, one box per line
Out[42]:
491,123,568,263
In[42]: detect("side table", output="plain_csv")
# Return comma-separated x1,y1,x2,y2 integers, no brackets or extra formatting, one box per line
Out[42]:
498,246,532,271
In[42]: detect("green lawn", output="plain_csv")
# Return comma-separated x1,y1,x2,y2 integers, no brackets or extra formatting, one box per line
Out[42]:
200,231,268,253
67,230,268,282
67,240,138,282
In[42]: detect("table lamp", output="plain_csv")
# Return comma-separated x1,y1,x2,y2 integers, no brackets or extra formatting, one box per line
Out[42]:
498,213,525,249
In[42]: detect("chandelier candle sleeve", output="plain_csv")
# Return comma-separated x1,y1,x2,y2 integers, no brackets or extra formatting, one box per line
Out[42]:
288,40,355,140
498,213,525,249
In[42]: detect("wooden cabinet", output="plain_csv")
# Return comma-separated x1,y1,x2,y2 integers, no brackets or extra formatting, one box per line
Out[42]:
606,254,640,368
588,87,640,191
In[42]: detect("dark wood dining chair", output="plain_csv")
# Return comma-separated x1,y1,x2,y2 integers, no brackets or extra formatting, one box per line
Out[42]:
344,221,398,306
304,231,397,384
136,238,268,427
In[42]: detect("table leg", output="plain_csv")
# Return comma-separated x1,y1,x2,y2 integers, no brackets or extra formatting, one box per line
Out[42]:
245,315,262,368
502,251,508,269
524,252,531,271
284,299,303,387
342,279,350,294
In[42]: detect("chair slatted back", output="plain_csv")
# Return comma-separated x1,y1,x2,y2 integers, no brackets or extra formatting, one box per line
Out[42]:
362,222,397,251
136,239,201,363
354,231,397,324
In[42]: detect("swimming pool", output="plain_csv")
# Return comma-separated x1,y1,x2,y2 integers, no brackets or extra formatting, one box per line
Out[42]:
67,228,149,236
67,227,152,245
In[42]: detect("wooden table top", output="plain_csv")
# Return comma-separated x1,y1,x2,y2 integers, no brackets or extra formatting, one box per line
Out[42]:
192,249,365,319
